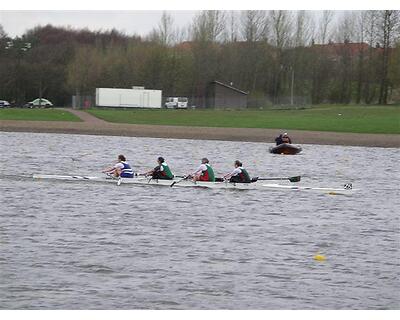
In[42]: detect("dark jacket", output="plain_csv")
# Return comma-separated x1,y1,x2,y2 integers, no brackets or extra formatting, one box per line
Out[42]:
275,135,283,145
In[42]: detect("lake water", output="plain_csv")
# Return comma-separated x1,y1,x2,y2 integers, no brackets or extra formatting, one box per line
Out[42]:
0,132,399,309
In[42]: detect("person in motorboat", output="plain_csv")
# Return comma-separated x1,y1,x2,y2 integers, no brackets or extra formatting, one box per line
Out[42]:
102,154,134,178
223,160,251,183
281,132,292,144
145,157,174,180
275,134,283,145
189,158,216,182
275,132,292,145
275,132,291,145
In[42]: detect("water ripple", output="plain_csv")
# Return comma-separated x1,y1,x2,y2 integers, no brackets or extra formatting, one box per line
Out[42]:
0,132,399,309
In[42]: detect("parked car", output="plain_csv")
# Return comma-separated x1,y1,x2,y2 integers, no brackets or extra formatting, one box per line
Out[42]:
24,98,53,108
0,100,11,108
164,97,188,109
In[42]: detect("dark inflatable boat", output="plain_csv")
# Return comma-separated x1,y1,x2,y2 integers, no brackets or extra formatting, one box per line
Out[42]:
269,143,302,155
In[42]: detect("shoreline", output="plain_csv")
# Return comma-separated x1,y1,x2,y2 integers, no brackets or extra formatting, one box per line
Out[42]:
1,119,399,148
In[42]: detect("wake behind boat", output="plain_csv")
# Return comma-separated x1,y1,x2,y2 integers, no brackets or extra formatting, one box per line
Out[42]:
32,174,354,194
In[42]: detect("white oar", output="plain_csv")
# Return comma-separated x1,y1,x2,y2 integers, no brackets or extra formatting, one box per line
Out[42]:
170,175,190,187
105,172,123,186
118,172,147,186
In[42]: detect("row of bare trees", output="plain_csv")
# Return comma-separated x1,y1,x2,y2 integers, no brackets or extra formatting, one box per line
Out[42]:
0,10,399,107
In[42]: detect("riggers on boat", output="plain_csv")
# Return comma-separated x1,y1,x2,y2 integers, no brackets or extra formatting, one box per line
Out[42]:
32,174,354,194
269,143,302,155
33,174,260,190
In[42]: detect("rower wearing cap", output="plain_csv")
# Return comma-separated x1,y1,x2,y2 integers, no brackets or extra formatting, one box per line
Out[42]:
223,160,251,183
145,157,174,180
191,158,215,182
102,154,134,178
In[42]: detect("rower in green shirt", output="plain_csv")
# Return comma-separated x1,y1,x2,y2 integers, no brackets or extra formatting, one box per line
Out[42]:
145,157,174,180
223,160,251,183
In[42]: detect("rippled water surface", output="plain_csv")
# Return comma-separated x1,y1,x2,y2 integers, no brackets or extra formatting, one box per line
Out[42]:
0,132,399,309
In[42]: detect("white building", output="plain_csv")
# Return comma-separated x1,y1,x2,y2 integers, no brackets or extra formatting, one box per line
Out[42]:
95,87,162,108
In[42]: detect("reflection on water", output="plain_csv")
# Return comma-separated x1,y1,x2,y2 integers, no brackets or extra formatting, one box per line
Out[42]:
0,132,399,309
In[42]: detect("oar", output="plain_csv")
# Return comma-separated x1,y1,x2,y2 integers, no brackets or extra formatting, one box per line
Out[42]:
255,176,301,183
105,173,123,185
135,173,147,177
170,175,190,187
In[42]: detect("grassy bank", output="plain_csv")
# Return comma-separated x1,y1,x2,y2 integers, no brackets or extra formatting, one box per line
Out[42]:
0,108,82,122
87,105,400,134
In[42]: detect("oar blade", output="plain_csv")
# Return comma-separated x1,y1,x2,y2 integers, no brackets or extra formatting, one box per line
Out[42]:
288,176,301,182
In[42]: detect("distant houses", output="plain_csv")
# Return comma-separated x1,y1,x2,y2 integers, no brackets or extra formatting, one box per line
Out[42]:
311,42,390,61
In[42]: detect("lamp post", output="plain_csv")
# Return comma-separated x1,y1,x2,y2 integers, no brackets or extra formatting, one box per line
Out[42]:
289,66,295,106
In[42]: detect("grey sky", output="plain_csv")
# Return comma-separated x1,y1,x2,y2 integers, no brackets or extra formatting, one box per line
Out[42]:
0,9,388,40
0,10,198,38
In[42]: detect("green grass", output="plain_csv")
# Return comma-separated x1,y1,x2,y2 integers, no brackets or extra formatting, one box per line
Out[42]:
87,105,400,134
0,108,82,122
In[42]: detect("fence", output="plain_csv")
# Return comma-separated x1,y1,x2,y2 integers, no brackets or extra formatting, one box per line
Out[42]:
189,95,311,109
247,95,312,109
72,95,94,109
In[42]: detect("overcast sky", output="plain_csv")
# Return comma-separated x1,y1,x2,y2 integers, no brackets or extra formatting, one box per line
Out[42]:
0,11,199,38
0,3,395,39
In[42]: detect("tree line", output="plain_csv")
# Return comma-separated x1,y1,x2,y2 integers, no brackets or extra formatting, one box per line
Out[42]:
0,10,399,107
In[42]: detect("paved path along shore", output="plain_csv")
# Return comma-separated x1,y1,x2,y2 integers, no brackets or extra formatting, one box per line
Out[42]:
1,108,399,148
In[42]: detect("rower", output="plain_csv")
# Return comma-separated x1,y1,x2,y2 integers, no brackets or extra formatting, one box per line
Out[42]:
145,157,174,180
223,160,251,183
190,158,215,182
102,154,134,178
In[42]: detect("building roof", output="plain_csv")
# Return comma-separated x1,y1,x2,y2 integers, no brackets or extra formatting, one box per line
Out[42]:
211,81,248,95
312,42,379,56
175,41,193,51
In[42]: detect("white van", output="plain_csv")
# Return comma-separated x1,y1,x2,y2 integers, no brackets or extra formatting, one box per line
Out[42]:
164,97,188,109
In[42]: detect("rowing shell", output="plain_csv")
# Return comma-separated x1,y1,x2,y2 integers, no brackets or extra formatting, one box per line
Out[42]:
262,183,355,195
32,174,354,194
33,174,260,190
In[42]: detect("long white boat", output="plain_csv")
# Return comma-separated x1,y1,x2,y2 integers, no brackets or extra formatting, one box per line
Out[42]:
32,174,355,194
33,174,261,190
262,183,355,194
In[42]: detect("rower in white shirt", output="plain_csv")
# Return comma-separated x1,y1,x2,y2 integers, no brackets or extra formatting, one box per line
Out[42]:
190,158,216,182
102,154,134,178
